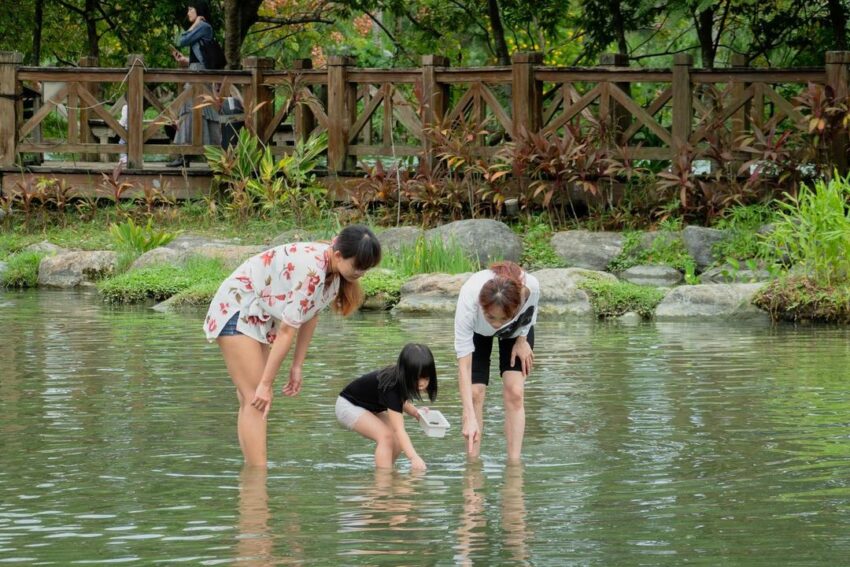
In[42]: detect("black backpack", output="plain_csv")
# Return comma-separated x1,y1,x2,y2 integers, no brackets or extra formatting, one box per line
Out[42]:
199,37,226,69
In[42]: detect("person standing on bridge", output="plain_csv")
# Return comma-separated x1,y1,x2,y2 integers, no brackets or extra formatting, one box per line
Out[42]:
168,1,221,167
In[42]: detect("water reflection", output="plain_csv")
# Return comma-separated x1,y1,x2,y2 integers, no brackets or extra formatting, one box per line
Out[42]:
235,466,275,566
501,464,531,564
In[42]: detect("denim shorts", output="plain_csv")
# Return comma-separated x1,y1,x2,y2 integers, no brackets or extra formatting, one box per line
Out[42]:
218,312,242,336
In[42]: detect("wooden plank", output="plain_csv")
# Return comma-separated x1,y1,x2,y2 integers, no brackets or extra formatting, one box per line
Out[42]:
671,54,693,152
191,84,202,147
19,142,125,153
621,87,671,143
609,84,673,146
126,56,145,168
347,70,419,83
347,86,385,144
479,82,513,134
445,85,477,124
434,70,512,84
262,97,294,143
144,87,193,141
536,70,672,82
542,89,564,126
75,82,129,140
542,83,602,135
691,70,824,84
391,88,422,137
18,69,128,81
146,144,205,154
18,84,69,138
763,85,806,125
142,85,166,114
382,84,393,147
689,84,755,144
67,82,79,144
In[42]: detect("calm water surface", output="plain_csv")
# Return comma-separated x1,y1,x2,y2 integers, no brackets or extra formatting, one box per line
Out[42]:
1,290,850,565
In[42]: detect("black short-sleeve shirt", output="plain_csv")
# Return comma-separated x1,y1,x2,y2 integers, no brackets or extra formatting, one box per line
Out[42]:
340,370,404,413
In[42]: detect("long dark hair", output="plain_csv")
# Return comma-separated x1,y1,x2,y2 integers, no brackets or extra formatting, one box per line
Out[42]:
331,224,381,316
377,343,438,403
188,1,212,22
479,261,525,318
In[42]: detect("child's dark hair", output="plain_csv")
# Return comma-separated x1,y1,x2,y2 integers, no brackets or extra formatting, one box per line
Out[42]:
378,343,438,403
331,224,381,316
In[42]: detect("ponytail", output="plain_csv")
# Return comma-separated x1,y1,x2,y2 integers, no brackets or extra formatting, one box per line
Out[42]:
330,224,380,317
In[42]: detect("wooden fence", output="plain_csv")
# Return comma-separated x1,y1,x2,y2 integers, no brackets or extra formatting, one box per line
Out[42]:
1,50,848,173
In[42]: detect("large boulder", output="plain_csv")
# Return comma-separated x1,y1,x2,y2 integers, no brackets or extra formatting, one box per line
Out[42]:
531,268,608,316
425,219,522,265
701,264,774,284
682,226,727,269
165,234,248,250
394,272,472,313
378,226,424,257
0,261,7,280
191,245,265,270
129,247,185,271
270,229,325,247
38,251,118,288
24,240,67,256
655,283,768,320
550,230,624,270
619,265,683,287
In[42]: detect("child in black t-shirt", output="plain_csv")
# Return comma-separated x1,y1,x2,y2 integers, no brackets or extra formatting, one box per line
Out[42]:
335,343,438,470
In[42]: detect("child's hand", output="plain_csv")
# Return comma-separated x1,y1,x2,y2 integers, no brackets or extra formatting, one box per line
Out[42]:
416,407,430,421
411,456,427,471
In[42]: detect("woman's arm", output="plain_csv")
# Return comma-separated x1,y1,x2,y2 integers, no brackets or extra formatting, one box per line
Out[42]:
457,354,478,454
282,315,319,396
387,410,426,470
250,323,297,419
177,20,211,47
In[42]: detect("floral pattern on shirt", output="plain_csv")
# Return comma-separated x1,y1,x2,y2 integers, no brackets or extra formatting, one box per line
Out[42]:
203,242,338,344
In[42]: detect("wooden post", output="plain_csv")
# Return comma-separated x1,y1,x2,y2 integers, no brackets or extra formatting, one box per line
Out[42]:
292,59,315,143
126,54,144,169
0,51,22,167
730,53,748,170
511,52,542,139
672,53,693,158
421,55,449,170
600,53,631,143
243,56,275,142
78,56,98,161
826,51,850,173
327,55,355,173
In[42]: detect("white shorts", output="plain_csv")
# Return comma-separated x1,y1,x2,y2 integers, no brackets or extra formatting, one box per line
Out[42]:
335,396,368,430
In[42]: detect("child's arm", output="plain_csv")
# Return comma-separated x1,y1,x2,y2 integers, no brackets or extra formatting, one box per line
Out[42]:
387,410,426,470
402,401,422,421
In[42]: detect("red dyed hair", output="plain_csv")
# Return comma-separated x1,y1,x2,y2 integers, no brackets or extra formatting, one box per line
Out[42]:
478,261,525,317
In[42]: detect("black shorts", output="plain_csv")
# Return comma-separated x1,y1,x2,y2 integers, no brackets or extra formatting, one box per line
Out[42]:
471,327,535,386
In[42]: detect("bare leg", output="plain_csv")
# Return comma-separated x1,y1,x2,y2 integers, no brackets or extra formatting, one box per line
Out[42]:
377,411,403,462
218,335,270,467
502,371,525,464
470,383,486,458
351,411,396,469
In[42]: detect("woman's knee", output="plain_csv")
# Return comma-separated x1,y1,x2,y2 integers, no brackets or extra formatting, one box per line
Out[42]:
503,382,524,410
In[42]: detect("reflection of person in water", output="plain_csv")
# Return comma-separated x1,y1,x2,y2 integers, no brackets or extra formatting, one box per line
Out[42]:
454,462,487,566
501,464,531,563
236,467,273,566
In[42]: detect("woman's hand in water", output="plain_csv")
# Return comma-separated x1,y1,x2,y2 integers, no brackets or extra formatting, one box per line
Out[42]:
462,413,480,455
510,337,534,377
411,456,427,471
251,382,273,419
282,365,303,397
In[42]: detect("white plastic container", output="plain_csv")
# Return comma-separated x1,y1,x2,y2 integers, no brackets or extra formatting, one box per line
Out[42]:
419,409,450,438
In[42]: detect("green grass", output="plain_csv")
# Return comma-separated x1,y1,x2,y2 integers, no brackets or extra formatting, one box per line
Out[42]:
360,269,406,307
578,276,666,319
608,229,693,273
383,236,480,276
712,203,777,262
97,256,230,303
0,251,45,288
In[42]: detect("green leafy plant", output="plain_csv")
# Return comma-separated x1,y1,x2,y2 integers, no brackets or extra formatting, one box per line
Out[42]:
360,269,406,307
765,174,850,286
712,203,777,262
517,216,564,270
0,251,45,288
608,227,693,273
109,217,176,256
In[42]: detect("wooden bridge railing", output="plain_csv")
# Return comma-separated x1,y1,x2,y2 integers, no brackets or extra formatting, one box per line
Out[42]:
1,50,848,173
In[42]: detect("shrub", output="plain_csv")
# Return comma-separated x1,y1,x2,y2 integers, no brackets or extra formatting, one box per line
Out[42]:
712,203,777,262
98,257,228,303
578,277,666,319
765,174,850,286
0,251,45,288
517,217,564,270
608,223,693,273
109,218,176,256
360,269,406,307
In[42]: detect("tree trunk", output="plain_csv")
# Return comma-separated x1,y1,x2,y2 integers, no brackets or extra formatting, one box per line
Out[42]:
32,0,43,65
828,0,848,50
695,7,715,68
486,0,510,65
85,0,99,60
609,0,629,56
224,0,240,69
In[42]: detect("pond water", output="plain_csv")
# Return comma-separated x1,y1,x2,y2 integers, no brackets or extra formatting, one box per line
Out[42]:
1,290,850,565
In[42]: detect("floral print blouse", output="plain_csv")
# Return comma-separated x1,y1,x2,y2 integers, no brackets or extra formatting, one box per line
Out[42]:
203,242,339,344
